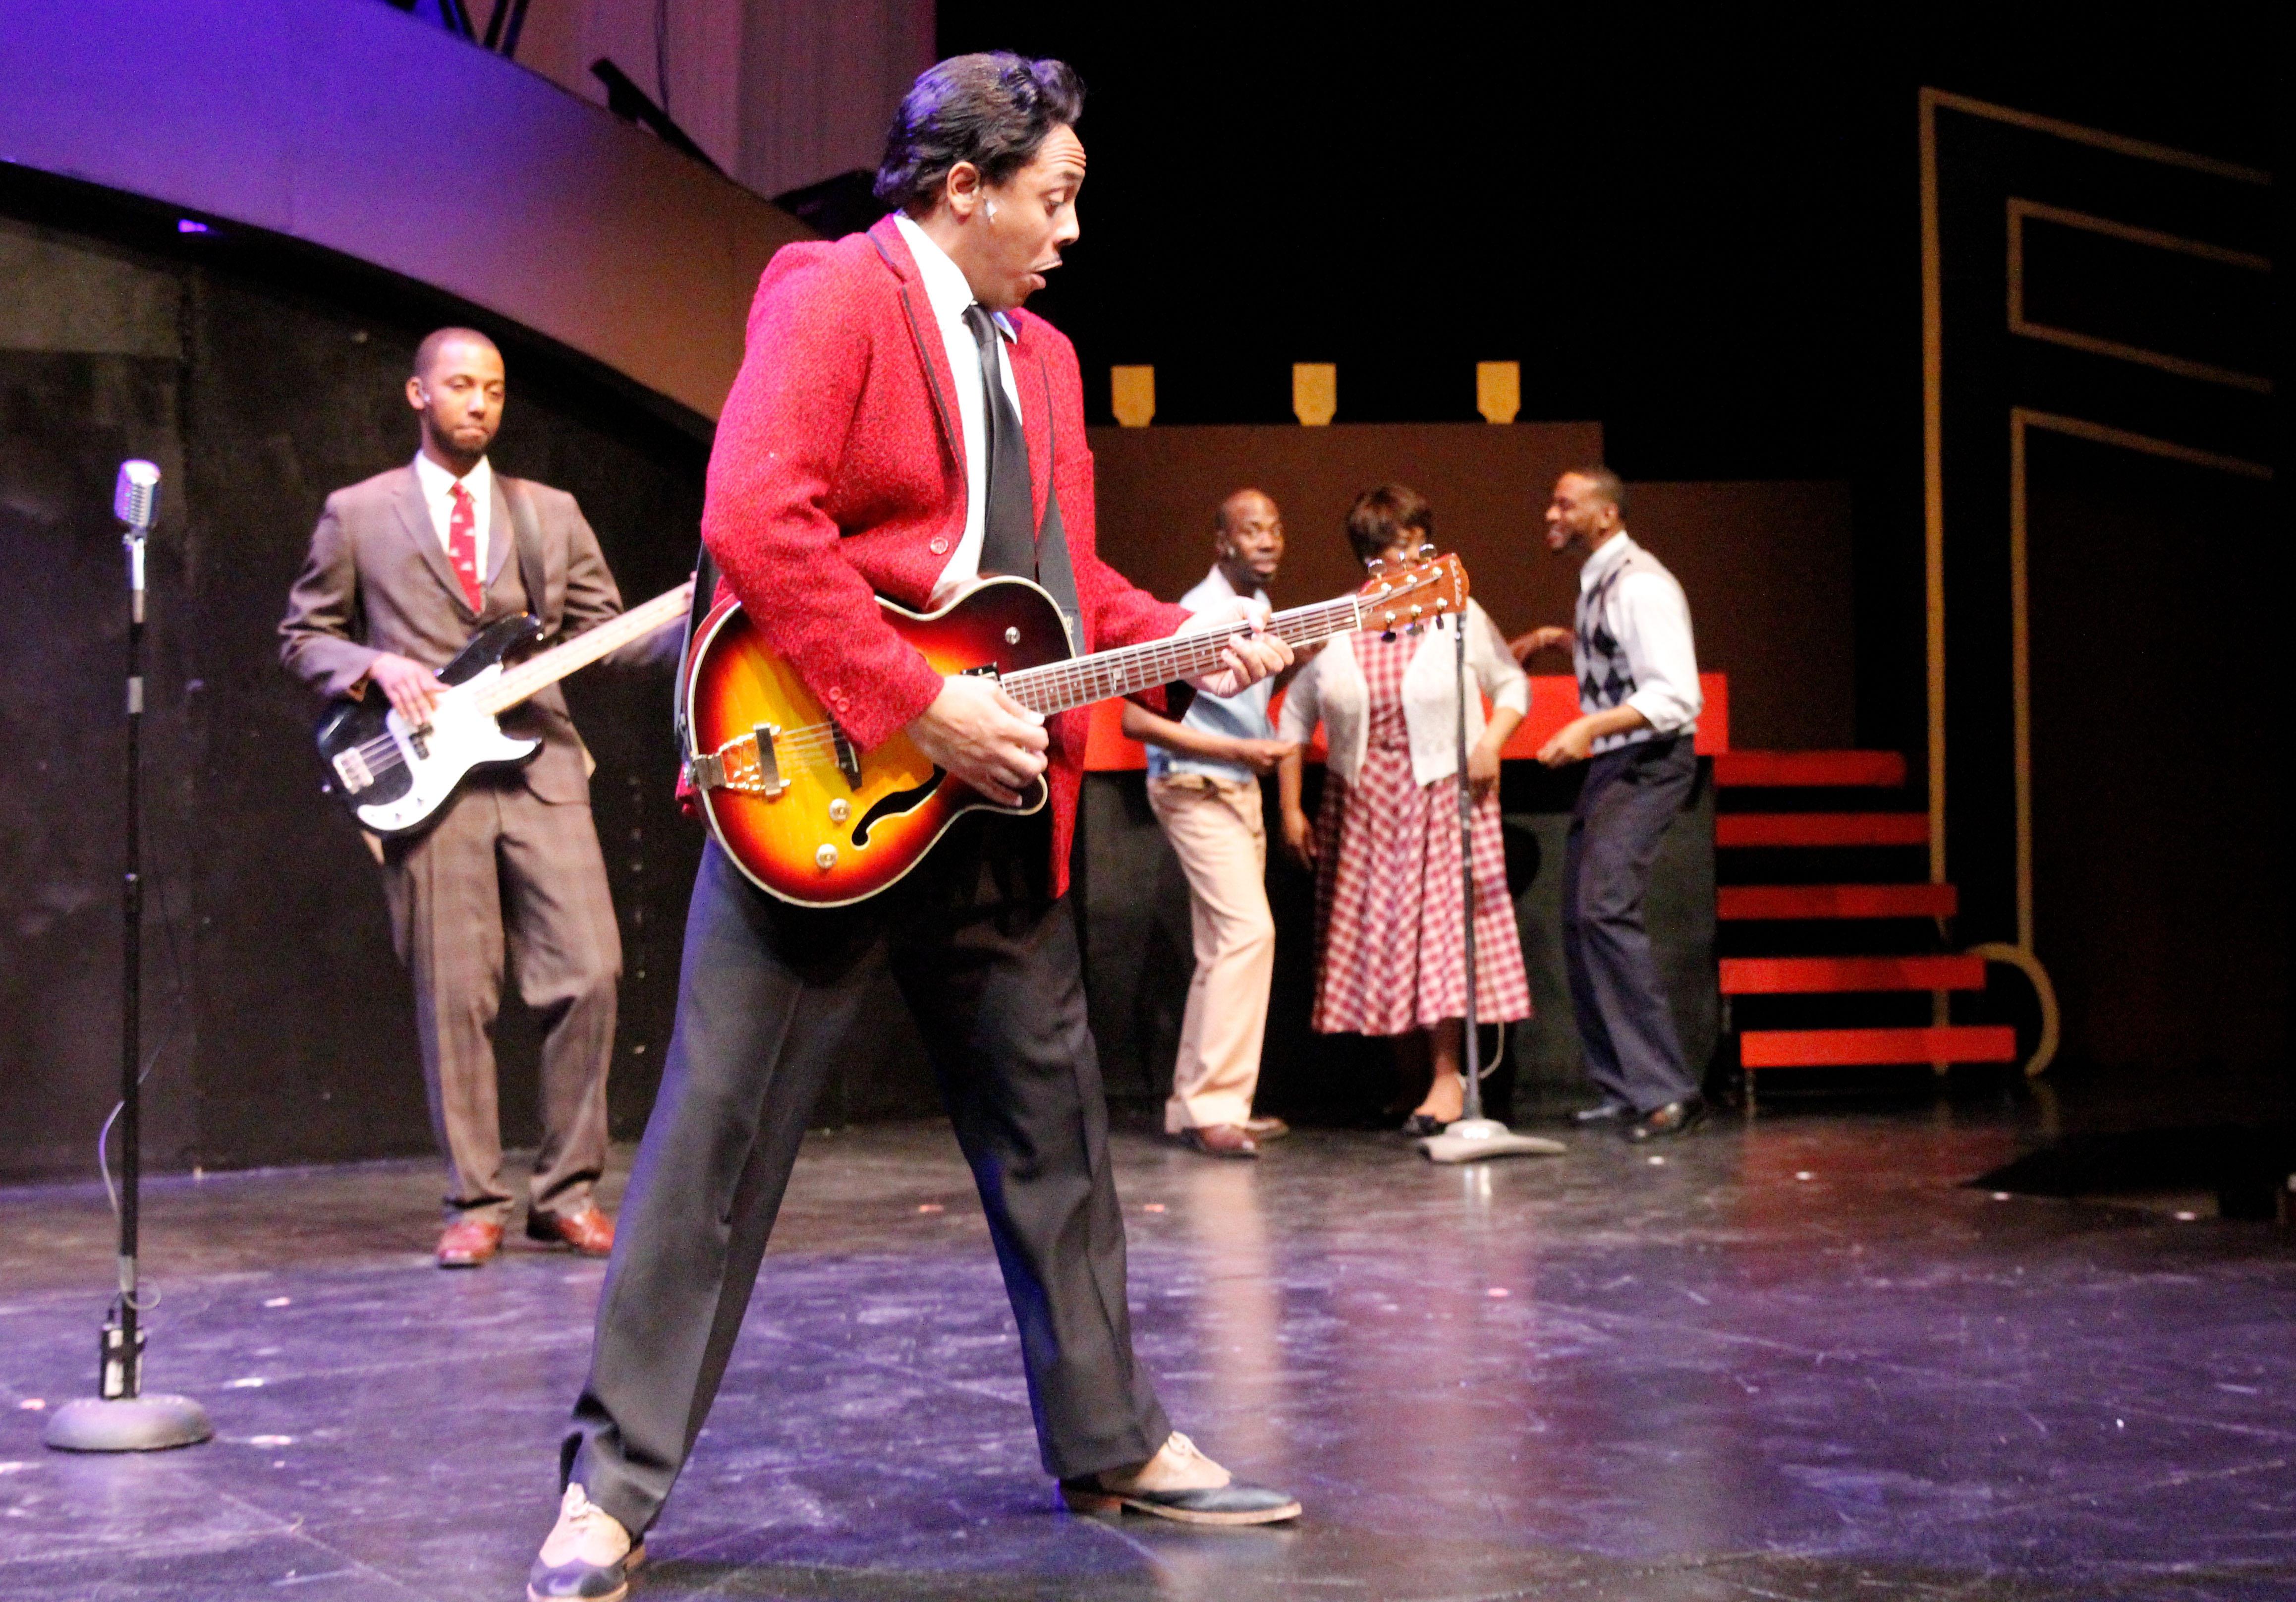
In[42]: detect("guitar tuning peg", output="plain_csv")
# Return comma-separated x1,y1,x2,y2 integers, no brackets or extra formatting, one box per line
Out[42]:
1416,543,1436,559
1366,557,1386,575
1381,628,1398,642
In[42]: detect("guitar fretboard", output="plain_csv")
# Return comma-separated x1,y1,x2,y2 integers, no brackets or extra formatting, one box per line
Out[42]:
1000,595,1364,717
474,581,695,716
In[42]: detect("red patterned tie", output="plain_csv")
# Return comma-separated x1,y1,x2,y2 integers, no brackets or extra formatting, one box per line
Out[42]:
446,481,483,612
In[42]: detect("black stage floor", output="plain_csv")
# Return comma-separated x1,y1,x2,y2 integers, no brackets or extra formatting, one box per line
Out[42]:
1,1104,2289,1601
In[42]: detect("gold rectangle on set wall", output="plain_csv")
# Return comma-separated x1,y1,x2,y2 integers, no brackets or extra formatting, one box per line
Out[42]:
1291,363,1336,426
1110,364,1155,427
1476,361,1520,423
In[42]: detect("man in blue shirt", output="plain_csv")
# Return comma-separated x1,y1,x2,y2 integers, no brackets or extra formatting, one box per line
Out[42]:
1121,489,1299,1157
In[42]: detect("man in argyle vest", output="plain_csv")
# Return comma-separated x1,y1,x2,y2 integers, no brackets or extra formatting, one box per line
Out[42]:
1512,467,1707,1142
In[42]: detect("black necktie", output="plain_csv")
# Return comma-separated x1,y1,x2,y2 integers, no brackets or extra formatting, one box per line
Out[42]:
963,304,1036,578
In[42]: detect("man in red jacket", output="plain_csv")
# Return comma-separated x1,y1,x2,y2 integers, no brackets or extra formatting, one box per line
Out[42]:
531,54,1299,1600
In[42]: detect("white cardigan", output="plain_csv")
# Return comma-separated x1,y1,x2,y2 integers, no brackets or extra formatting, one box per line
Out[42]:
1279,600,1529,788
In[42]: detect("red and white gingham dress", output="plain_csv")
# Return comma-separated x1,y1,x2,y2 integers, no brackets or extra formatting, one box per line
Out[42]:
1310,629,1532,1035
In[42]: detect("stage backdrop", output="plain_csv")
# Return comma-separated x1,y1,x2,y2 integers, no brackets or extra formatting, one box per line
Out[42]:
1085,424,1855,753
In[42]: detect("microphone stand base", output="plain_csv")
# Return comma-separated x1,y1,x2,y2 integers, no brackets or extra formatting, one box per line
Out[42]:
44,1394,213,1453
1419,1118,1567,1165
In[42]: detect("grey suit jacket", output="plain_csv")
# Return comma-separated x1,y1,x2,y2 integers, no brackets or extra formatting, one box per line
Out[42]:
279,462,626,804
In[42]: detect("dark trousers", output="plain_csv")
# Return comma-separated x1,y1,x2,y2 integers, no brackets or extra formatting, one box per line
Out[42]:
1563,736,1700,1113
562,817,1170,1537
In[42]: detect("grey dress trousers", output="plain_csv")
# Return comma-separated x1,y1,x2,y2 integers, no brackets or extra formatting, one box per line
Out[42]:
562,813,1170,1538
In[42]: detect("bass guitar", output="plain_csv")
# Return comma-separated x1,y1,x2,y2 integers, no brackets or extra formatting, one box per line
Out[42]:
684,553,1468,906
317,580,694,836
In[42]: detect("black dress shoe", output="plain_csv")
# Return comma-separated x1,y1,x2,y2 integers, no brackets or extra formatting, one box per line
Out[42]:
1572,1101,1632,1125
1400,1113,1451,1138
1622,1097,1707,1143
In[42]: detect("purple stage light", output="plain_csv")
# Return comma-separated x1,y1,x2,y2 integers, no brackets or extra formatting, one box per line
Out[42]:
177,219,209,233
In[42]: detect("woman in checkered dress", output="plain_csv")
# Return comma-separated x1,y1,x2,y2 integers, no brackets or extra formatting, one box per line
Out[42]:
1276,486,1532,1134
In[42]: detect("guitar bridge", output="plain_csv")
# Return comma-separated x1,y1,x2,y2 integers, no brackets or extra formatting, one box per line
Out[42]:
331,747,376,795
829,721,860,788
692,724,788,797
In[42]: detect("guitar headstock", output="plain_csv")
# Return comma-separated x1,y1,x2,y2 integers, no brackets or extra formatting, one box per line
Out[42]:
1356,549,1470,634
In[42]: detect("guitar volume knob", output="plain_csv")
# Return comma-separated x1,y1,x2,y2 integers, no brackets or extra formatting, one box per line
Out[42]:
814,844,839,870
828,799,851,823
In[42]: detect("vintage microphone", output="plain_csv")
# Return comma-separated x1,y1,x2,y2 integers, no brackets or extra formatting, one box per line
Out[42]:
1419,589,1563,1165
46,462,212,1453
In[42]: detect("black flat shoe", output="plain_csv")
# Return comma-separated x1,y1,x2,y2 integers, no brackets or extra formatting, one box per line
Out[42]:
1572,1101,1632,1125
1400,1113,1451,1138
1622,1097,1708,1143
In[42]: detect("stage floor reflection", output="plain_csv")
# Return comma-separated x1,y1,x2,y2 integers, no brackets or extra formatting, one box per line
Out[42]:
1,1106,2289,1601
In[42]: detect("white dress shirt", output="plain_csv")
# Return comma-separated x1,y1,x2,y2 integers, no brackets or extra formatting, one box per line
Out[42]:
1575,531,1702,754
893,213,1025,604
1146,564,1278,785
1278,601,1529,789
412,451,493,583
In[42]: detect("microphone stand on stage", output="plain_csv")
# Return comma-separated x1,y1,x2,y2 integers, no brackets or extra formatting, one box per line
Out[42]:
1419,600,1563,1165
46,462,212,1454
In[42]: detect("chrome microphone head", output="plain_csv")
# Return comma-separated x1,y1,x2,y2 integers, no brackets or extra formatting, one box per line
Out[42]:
114,460,161,531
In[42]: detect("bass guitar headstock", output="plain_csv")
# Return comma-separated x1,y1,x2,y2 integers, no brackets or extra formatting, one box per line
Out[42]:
1357,548,1470,634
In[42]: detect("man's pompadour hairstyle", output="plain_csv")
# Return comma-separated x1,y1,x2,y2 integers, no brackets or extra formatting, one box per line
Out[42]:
875,53,1085,212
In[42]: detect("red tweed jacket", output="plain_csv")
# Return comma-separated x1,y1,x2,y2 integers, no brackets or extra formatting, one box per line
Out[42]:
699,216,1190,896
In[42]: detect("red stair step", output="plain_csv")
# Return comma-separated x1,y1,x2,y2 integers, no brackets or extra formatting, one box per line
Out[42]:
1716,813,1930,848
1740,1025,2016,1068
1720,955,1987,995
1718,883,1958,920
1712,750,1908,788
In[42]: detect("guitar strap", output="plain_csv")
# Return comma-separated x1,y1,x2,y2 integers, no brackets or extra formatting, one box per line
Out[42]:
505,478,557,642
672,539,719,759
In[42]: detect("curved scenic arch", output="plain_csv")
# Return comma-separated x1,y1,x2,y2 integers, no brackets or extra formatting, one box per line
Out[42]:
0,0,813,422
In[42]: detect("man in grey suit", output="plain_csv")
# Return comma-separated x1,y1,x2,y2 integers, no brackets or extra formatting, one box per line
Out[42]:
281,327,632,1267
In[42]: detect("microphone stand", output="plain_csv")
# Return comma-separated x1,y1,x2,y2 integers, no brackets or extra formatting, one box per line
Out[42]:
47,464,211,1454
1419,602,1563,1165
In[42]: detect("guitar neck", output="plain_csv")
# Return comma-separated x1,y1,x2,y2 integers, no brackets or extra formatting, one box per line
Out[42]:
473,580,695,716
1000,594,1364,718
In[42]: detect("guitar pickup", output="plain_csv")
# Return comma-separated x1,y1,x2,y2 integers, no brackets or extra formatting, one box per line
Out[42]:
331,747,376,795
691,724,788,797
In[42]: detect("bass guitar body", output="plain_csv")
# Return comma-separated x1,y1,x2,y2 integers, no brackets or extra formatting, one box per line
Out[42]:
316,614,545,837
684,578,1068,907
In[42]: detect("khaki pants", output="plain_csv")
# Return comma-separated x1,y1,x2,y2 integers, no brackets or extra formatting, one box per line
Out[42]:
1146,775,1275,1133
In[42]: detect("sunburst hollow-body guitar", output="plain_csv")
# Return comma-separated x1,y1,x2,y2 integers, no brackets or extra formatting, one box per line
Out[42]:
684,553,1468,907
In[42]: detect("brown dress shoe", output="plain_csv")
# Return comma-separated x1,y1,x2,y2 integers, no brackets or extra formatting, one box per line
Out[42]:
437,1217,504,1268
1242,1115,1291,1141
527,1203,615,1257
1178,1125,1259,1159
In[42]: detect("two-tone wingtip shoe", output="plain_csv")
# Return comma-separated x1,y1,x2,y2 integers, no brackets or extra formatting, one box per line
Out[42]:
528,1484,645,1602
1060,1431,1301,1527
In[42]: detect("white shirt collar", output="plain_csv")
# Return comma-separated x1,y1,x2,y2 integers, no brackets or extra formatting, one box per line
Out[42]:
1195,563,1267,605
893,213,1013,343
1578,529,1635,592
413,450,491,507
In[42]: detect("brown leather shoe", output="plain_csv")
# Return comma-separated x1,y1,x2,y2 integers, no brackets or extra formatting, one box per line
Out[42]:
1178,1125,1259,1159
527,1204,615,1257
1243,1115,1291,1141
437,1217,504,1268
